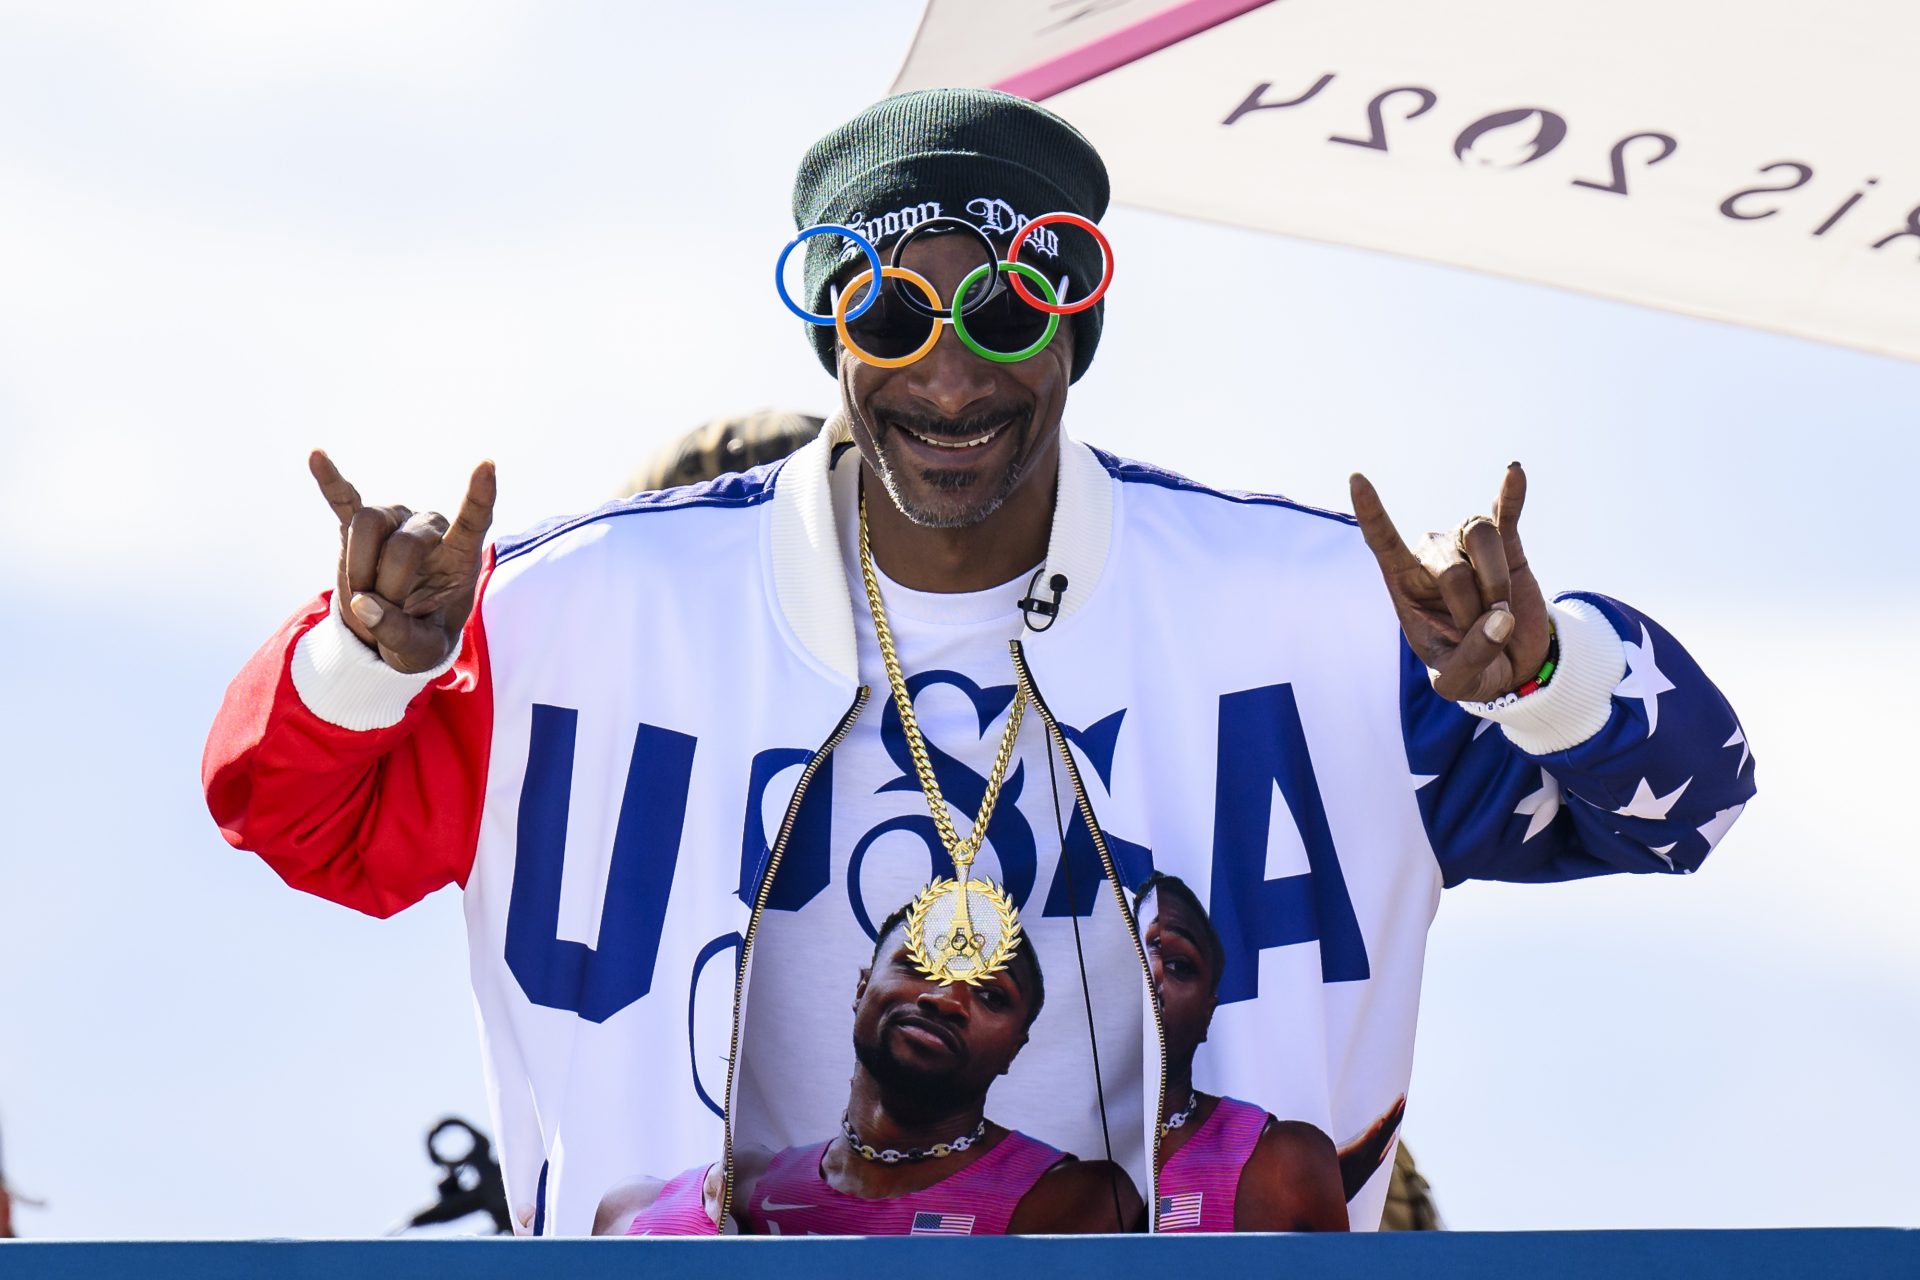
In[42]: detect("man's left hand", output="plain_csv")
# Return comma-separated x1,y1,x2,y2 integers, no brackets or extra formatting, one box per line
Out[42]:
1350,463,1552,703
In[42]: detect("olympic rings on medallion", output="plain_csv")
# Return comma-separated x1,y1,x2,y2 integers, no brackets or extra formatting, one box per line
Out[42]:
1007,212,1113,315
886,216,1005,320
950,262,1060,364
775,225,884,324
834,265,944,369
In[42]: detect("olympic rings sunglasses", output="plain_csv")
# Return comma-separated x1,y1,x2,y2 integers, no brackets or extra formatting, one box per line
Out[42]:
773,212,1114,368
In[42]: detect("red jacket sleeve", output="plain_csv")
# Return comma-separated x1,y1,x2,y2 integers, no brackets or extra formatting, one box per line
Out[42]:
201,583,495,919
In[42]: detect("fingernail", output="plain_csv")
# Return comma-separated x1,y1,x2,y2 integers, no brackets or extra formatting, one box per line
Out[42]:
1490,599,1510,614
1485,610,1513,642
1508,460,1521,469
350,594,384,626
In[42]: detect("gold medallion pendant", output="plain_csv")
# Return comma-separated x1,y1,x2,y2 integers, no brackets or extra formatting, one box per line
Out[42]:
859,492,1028,985
905,877,1023,986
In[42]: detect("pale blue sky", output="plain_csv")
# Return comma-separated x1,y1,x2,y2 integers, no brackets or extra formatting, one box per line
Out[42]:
1,1,1914,1238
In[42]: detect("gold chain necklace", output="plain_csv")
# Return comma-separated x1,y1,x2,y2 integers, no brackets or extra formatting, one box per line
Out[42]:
859,491,1027,984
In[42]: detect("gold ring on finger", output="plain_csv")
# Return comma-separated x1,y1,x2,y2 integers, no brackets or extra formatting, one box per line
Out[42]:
1454,515,1497,558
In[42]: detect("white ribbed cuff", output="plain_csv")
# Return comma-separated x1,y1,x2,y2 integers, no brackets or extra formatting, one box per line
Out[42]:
289,608,456,731
1463,596,1626,755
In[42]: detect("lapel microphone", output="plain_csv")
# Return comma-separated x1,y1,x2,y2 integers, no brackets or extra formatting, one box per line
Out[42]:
1019,570,1069,632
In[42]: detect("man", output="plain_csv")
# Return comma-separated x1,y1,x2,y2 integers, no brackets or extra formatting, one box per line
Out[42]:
203,88,1755,1233
613,901,1139,1235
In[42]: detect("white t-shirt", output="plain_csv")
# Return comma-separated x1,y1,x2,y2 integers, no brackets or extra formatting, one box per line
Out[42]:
734,455,1148,1190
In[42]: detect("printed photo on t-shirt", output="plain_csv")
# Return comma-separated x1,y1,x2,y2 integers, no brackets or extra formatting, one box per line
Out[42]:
728,878,1146,1236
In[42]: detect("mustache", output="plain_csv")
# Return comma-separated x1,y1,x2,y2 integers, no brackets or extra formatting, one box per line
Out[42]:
886,1008,964,1056
873,403,1030,441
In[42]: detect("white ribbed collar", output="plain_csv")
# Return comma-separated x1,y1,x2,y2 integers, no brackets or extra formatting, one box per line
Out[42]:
768,415,1113,685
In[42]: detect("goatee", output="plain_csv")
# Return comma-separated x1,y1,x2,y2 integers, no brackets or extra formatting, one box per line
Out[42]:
852,1024,979,1115
867,406,1033,529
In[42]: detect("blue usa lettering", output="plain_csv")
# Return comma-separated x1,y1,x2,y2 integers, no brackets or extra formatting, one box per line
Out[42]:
686,931,742,1119
504,704,697,1023
877,671,1038,908
737,746,835,911
1209,683,1369,1003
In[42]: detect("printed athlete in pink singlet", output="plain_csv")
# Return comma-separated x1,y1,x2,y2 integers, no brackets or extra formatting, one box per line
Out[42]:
742,1127,1069,1236
609,901,1143,1236
598,1165,723,1236
738,900,1141,1235
1141,873,1367,1232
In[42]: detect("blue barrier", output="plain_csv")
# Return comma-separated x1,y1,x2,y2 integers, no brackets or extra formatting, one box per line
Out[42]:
2,1231,1915,1279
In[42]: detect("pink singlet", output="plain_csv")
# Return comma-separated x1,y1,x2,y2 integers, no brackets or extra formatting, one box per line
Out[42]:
625,1164,720,1236
741,1130,1066,1236
1154,1095,1271,1232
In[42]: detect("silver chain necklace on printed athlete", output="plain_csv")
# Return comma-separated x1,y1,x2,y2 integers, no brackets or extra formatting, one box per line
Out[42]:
842,1114,988,1164
1162,1092,1200,1132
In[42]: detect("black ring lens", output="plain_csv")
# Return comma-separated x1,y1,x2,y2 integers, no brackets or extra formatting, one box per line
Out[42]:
887,216,1004,320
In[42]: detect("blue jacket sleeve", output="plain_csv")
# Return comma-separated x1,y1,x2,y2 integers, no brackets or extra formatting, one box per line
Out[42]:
1402,592,1756,887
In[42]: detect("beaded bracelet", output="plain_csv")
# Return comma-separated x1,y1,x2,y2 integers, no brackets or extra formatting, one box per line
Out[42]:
1461,622,1559,714
1515,628,1560,698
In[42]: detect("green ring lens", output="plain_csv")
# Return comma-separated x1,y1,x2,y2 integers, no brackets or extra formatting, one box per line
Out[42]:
949,261,1060,363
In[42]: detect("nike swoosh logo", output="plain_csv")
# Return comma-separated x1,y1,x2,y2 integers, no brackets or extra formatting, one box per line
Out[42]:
760,1199,815,1212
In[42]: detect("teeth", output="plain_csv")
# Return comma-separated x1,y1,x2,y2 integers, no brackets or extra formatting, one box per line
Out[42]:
908,425,1001,449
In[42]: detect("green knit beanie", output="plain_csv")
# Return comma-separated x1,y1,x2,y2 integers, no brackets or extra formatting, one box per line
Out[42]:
791,88,1111,383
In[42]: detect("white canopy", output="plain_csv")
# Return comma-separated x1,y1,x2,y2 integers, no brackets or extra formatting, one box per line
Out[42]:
894,0,1919,362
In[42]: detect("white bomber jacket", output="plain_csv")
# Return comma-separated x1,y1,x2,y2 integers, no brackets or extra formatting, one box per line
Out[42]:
205,419,1755,1233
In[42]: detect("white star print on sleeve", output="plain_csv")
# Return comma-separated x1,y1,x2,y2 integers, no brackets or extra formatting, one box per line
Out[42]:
1512,769,1562,843
1612,776,1693,822
1614,623,1678,738
1723,725,1751,775
1696,803,1746,851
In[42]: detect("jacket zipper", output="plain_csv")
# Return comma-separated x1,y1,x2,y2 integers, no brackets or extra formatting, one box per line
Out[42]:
1010,640,1168,1227
719,686,869,1227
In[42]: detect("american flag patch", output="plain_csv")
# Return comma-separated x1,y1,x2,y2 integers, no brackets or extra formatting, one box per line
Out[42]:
1157,1192,1204,1230
910,1210,976,1235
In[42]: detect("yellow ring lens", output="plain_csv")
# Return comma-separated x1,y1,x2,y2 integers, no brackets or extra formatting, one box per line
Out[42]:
834,266,944,369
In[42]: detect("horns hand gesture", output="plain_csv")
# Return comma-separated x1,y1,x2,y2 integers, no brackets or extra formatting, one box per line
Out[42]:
309,450,497,674
1350,463,1551,704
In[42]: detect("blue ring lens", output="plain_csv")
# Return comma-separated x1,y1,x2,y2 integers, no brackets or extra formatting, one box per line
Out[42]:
775,226,883,325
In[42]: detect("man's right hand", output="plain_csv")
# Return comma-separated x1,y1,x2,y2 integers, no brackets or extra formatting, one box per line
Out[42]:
309,450,497,674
